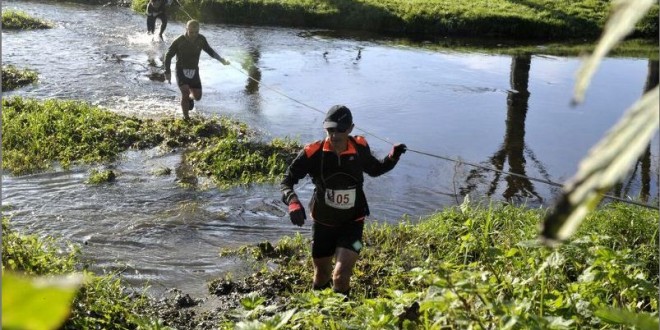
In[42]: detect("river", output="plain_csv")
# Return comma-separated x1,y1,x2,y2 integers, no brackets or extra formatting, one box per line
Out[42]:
3,0,658,297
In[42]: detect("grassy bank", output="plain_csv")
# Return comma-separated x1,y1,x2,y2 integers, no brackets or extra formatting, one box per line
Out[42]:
4,202,657,329
2,9,52,29
2,217,156,329
1,97,299,186
209,202,658,329
2,65,38,91
132,0,658,41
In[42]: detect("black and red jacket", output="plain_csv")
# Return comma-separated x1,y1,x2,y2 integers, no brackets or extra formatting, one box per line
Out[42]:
280,136,399,226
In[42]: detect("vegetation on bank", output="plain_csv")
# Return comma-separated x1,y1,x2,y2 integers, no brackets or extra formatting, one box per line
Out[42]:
1,65,39,91
1,97,300,186
131,0,658,41
2,217,155,329
210,202,658,329
2,9,52,29
383,36,660,60
3,202,657,329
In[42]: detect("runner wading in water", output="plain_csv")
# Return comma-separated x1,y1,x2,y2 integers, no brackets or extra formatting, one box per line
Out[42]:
164,20,229,120
280,105,407,296
146,0,170,39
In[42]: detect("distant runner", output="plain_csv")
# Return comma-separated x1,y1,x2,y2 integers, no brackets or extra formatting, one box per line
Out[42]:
146,0,170,40
164,20,230,120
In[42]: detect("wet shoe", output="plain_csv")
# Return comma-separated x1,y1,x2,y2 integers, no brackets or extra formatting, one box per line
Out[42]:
189,98,194,110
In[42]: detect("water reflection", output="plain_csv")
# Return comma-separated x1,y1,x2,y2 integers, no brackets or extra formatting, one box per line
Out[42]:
461,54,551,203
613,60,658,203
240,29,263,115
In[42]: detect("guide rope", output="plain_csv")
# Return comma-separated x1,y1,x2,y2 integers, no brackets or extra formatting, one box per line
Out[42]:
157,3,656,212
172,0,194,21
224,63,659,211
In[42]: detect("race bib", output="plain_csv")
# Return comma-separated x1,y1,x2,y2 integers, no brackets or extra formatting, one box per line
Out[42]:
324,188,356,210
183,69,196,79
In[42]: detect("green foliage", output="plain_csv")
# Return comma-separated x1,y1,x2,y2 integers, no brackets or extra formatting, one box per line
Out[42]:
137,0,658,41
2,65,38,91
542,0,659,242
2,97,297,188
2,217,78,275
2,217,160,330
214,202,658,329
187,136,300,187
2,9,52,30
61,272,147,330
3,272,82,330
86,169,117,184
2,97,140,175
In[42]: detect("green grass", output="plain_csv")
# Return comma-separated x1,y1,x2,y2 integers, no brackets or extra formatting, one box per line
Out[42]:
132,0,658,41
382,36,660,60
86,169,117,184
2,65,39,91
216,202,658,329
2,9,52,30
2,217,155,330
187,136,300,187
2,97,300,186
4,201,657,328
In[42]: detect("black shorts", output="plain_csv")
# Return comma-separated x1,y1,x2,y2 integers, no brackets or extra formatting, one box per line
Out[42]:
176,67,202,88
312,220,364,258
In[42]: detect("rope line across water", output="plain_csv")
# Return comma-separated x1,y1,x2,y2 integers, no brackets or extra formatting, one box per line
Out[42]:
224,63,659,211
162,7,658,211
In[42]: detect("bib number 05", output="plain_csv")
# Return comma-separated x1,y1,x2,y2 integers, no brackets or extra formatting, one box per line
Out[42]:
325,188,356,210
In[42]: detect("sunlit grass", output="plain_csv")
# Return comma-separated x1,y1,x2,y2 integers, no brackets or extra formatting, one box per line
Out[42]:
2,65,38,91
187,136,300,187
2,9,52,30
216,202,658,329
2,97,301,187
132,0,658,42
2,217,156,330
4,200,657,328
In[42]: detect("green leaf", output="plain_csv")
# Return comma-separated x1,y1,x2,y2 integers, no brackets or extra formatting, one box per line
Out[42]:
573,0,655,104
2,272,82,330
275,309,297,329
595,307,659,330
541,87,659,242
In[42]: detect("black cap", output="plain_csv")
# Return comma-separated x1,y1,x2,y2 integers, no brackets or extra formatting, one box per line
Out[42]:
323,105,353,130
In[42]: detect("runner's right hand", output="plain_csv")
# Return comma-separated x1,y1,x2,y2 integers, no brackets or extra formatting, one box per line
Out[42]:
288,201,306,226
164,71,171,84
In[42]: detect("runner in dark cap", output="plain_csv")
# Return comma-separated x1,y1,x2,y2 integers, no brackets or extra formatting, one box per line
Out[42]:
280,104,407,297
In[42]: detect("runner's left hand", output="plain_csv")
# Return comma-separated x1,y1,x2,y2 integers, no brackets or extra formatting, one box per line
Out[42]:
389,143,407,160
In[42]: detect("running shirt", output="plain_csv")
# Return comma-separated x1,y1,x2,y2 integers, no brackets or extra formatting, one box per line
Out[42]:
164,34,219,73
146,0,167,15
281,136,399,226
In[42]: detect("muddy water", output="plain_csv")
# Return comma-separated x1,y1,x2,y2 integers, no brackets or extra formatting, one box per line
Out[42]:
3,0,658,296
